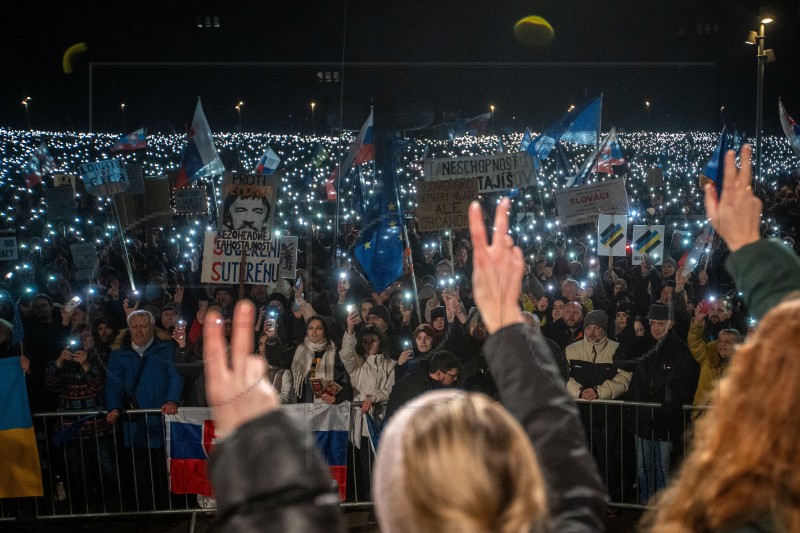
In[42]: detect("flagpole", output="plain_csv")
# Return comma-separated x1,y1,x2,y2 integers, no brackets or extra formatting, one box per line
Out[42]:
391,139,422,322
332,0,349,268
106,182,137,291
595,93,603,184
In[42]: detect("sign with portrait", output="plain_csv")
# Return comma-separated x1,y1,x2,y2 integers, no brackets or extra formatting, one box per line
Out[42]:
219,172,278,237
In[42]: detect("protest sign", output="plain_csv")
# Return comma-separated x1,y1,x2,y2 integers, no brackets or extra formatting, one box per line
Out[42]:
175,188,208,214
278,236,298,279
124,164,145,195
201,230,295,285
422,152,535,194
78,159,129,196
220,172,278,236
554,179,629,226
70,243,99,281
631,225,665,265
597,214,628,257
45,186,76,223
416,178,478,231
52,173,78,194
0,236,17,261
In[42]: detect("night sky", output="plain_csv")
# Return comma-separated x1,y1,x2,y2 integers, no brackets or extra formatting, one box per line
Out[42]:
2,0,798,135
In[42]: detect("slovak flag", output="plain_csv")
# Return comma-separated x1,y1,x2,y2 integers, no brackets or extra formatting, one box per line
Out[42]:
595,126,626,173
174,99,225,191
110,128,147,152
255,146,281,175
165,409,218,497
23,142,56,188
326,110,374,200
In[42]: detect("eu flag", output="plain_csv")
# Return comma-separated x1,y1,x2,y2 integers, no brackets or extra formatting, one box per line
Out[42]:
699,126,729,197
354,141,405,293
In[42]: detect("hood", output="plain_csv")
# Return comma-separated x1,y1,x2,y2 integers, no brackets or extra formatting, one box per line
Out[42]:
111,326,173,351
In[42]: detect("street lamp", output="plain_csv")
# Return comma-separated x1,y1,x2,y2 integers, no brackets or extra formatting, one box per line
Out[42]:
720,105,725,129
21,96,31,130
120,102,127,132
645,101,651,131
235,101,244,132
489,104,495,135
746,14,776,183
310,101,316,136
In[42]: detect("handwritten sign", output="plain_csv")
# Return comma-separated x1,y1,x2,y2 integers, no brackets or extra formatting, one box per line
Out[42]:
0,236,18,261
416,178,479,231
175,188,208,214
78,159,129,196
422,152,535,193
201,230,296,285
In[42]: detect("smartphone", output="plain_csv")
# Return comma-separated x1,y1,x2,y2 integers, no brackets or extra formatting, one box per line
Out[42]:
697,299,714,314
403,339,412,349
64,296,82,314
67,337,83,352
346,304,354,313
295,275,303,289
176,319,187,329
265,309,278,332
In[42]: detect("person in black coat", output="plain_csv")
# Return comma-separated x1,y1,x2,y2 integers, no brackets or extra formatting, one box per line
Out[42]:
383,350,461,422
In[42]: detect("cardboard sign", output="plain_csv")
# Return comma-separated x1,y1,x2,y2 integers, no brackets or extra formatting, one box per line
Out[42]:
70,243,99,282
45,186,76,223
645,168,664,188
175,188,208,214
422,152,535,193
416,178,479,231
278,236,298,279
0,236,18,261
78,159,129,196
631,225,666,265
143,179,173,228
124,164,145,195
597,214,628,257
201,230,293,285
554,179,629,227
52,173,78,194
220,172,278,236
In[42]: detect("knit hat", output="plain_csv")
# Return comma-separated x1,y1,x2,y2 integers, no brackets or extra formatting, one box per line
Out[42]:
413,323,435,339
213,285,235,298
367,304,391,325
465,307,482,330
583,310,608,331
616,302,632,316
418,283,436,301
431,306,447,322
662,257,678,270
613,278,628,290
648,304,670,321
162,301,181,313
267,292,290,313
273,278,293,300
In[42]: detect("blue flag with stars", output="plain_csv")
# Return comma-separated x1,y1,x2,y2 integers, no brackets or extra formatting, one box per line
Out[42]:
354,141,405,293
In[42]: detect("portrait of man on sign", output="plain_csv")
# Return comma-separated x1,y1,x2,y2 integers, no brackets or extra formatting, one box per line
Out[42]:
220,173,277,235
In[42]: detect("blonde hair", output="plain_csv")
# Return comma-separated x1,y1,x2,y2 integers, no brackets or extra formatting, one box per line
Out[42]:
375,390,547,533
644,298,800,532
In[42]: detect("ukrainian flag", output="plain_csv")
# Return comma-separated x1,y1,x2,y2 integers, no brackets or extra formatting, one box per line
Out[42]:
0,356,43,498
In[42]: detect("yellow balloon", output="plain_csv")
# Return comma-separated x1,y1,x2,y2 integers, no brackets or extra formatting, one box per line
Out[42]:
62,42,88,74
514,16,554,47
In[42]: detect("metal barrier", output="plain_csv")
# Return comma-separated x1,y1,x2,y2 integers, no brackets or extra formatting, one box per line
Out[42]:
0,401,712,523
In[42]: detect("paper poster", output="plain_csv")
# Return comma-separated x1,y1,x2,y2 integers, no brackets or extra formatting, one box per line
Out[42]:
555,179,629,226
415,178,479,231
597,214,628,257
219,172,278,236
631,225,665,265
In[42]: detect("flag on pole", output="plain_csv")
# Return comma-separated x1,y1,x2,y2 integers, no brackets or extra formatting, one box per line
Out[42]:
326,110,374,201
519,127,533,152
779,99,800,159
0,357,43,498
11,300,24,346
24,142,56,188
175,99,225,190
528,96,602,161
354,141,405,293
678,222,715,277
255,146,281,175
595,126,626,173
110,128,147,152
311,142,328,167
465,112,491,136
699,126,729,196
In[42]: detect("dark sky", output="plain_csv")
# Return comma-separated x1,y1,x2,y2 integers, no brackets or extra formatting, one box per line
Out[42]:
2,0,798,135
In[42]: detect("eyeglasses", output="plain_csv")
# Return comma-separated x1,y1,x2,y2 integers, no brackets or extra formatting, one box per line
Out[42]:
444,371,459,380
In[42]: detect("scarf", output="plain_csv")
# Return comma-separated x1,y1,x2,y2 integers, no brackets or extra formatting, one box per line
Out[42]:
291,336,336,398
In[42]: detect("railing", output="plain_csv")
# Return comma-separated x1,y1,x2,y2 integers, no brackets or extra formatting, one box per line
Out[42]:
0,400,711,524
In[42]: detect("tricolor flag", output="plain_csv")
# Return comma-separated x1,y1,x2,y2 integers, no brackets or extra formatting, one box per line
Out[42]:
174,99,225,191
24,142,56,188
678,222,715,277
779,98,800,159
255,146,281,175
110,128,147,152
567,126,625,187
0,357,44,498
326,110,374,201
165,409,218,497
311,142,328,168
465,112,491,136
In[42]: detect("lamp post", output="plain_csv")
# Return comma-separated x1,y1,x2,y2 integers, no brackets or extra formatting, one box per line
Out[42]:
489,104,495,135
120,102,127,132
720,105,725,129
747,15,775,183
310,101,316,136
645,101,651,131
235,101,244,132
21,97,31,130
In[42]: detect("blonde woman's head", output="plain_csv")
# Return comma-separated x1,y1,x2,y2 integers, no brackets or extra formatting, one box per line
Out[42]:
374,390,547,533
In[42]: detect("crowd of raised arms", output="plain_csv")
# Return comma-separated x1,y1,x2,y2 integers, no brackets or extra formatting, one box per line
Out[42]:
3,140,800,532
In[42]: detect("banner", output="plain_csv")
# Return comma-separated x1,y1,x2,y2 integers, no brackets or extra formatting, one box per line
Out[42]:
78,159,129,196
278,235,298,279
416,178,479,231
220,172,278,235
631,225,666,265
201,231,296,285
422,152,535,194
45,186,76,223
0,236,18,261
554,179,629,226
70,243,99,282
597,214,628,257
175,188,208,214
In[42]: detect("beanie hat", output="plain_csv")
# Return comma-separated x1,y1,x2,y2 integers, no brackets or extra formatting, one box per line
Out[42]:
662,257,678,270
413,323,435,339
431,306,447,322
648,304,670,321
418,283,435,301
583,310,608,331
616,302,632,316
613,278,628,290
267,292,290,313
465,307,482,330
367,304,391,325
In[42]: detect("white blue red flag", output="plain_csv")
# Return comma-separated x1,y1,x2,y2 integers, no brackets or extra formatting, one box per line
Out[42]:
24,142,56,188
174,99,225,190
255,146,281,175
779,99,800,159
165,409,218,496
595,126,626,173
110,128,147,152
326,110,374,200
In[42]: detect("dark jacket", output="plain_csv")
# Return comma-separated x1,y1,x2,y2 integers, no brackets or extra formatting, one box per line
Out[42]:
618,332,699,441
485,324,607,532
209,411,345,533
383,369,447,422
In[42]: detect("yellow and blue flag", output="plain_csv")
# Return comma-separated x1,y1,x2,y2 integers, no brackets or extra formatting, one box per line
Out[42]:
0,356,43,498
